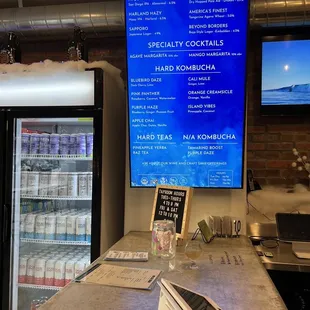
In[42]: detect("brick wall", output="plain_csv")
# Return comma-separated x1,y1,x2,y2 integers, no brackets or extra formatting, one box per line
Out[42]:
247,35,310,186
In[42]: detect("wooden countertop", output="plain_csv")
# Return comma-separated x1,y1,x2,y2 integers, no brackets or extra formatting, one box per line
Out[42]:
40,232,287,310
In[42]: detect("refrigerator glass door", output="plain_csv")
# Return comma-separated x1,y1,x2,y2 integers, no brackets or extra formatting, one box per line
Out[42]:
10,118,93,310
0,113,5,307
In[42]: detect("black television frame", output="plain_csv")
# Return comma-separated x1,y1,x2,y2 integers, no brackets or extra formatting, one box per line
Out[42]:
124,1,250,189
260,28,310,116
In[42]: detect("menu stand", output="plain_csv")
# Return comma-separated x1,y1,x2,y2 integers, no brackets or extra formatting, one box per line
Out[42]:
191,228,214,244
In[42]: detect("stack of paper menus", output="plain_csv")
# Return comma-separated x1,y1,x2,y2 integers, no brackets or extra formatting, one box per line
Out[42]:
77,263,161,291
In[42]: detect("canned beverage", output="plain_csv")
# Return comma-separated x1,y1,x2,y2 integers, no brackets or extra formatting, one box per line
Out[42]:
76,216,86,241
27,172,39,196
45,259,56,286
87,173,92,197
54,200,61,211
56,215,67,241
21,171,28,195
29,202,36,212
40,297,49,305
39,172,49,196
41,249,51,253
78,173,88,197
25,214,36,239
48,172,59,196
67,173,78,197
39,133,50,155
20,214,26,238
66,215,76,241
58,173,68,196
54,260,66,287
50,134,60,155
41,255,52,260
82,258,91,268
21,133,30,154
86,133,93,157
26,257,36,284
18,255,28,283
76,133,86,156
45,215,56,240
42,201,50,212
34,258,46,285
74,261,86,278
69,134,77,155
65,260,76,285
86,216,91,243
30,134,40,154
74,257,83,262
48,201,54,211
30,299,41,310
35,214,46,239
21,202,28,214
60,134,70,155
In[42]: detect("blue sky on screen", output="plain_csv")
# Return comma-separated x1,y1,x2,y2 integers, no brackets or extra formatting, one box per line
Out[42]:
262,39,310,90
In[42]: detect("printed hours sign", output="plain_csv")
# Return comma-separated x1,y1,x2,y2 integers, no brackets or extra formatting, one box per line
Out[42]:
150,185,193,239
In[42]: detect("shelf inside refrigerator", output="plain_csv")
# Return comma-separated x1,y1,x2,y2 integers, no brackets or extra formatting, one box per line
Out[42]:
20,154,92,161
20,238,90,246
20,195,92,200
21,118,93,125
18,284,61,291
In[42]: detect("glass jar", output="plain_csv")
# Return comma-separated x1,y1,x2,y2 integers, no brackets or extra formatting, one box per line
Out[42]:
151,220,176,260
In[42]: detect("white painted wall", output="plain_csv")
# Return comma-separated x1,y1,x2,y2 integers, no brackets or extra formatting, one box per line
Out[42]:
124,185,247,234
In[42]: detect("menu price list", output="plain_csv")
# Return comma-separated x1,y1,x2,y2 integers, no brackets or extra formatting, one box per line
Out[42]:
126,0,248,187
208,171,233,187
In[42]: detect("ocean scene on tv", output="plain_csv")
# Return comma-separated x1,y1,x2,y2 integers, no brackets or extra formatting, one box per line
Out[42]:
262,39,310,106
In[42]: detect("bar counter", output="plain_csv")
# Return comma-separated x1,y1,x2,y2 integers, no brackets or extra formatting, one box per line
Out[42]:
40,232,286,310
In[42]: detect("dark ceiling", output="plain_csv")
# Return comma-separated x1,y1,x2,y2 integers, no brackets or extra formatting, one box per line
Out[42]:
0,0,113,9
0,0,17,8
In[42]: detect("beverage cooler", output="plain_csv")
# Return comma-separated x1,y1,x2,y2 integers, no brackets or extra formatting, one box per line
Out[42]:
0,64,126,310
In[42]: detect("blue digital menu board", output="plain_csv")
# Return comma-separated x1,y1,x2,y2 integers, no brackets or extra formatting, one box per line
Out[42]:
126,0,249,188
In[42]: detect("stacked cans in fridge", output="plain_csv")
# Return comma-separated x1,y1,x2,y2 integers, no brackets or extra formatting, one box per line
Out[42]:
20,201,53,214
30,297,49,310
21,132,94,157
21,171,93,198
18,246,90,287
20,210,91,243
20,127,94,305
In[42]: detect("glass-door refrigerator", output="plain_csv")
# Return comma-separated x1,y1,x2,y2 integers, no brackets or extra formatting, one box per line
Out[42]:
0,112,6,305
0,66,126,310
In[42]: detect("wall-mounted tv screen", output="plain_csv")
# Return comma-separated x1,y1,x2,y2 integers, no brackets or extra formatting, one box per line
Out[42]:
125,1,249,188
261,35,310,115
